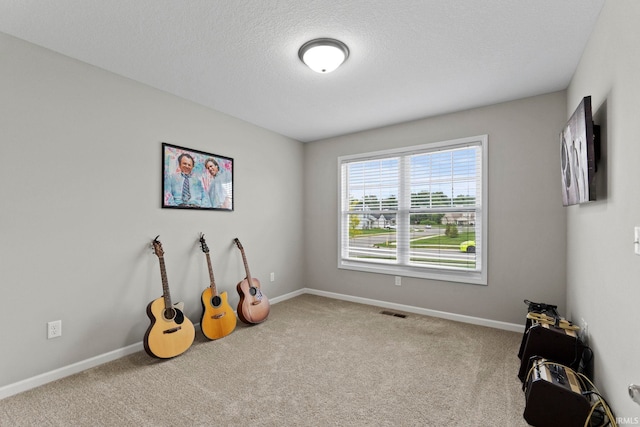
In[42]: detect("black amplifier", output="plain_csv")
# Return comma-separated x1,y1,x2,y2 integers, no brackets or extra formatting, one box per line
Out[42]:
518,322,584,382
523,359,592,427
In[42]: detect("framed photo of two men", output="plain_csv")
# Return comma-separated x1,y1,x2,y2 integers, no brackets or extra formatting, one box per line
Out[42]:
162,142,234,211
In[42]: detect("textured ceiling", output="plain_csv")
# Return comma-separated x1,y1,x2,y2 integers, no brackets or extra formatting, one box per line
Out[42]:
0,0,605,142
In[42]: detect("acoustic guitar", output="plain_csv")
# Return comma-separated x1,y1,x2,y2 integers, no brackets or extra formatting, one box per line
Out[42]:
199,233,237,340
234,238,270,324
144,236,195,359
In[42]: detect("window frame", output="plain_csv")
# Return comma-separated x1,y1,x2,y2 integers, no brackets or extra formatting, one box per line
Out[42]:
337,135,488,285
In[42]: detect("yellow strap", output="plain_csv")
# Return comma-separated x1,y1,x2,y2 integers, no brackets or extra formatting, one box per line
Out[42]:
527,312,580,331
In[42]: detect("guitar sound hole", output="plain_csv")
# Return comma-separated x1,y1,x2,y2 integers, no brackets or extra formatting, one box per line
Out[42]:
164,307,184,324
164,307,176,321
211,296,222,307
249,287,257,296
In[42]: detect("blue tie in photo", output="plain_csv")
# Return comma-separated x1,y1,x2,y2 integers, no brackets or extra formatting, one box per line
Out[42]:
182,174,191,203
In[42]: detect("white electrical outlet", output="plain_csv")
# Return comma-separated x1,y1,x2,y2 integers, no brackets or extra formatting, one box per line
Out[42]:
270,272,275,282
47,320,62,339
395,276,401,286
580,318,588,343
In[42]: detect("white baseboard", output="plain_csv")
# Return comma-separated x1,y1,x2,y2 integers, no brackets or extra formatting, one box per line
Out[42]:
0,342,143,400
302,288,525,334
270,288,306,304
0,287,522,400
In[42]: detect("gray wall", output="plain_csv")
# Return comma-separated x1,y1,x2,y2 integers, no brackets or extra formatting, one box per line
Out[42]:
304,91,568,325
0,33,304,388
566,0,640,417
5,2,638,418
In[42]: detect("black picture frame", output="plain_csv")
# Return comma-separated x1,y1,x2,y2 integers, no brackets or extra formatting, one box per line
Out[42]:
162,142,234,211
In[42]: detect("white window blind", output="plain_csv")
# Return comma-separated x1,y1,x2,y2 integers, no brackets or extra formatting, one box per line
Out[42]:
338,135,487,285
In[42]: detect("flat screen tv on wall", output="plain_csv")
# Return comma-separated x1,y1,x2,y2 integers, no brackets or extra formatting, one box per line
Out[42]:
560,96,600,206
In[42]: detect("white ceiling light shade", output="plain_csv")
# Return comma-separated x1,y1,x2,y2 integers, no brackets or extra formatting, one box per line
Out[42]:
298,38,349,73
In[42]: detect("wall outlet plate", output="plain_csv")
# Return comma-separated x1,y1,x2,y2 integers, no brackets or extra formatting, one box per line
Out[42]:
47,320,62,339
580,318,588,343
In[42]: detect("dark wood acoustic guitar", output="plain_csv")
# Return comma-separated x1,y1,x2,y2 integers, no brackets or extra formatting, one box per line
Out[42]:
144,236,195,359
199,233,237,340
234,238,270,324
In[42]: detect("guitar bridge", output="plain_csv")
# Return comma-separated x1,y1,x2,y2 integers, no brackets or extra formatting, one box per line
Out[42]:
212,313,226,319
163,326,182,334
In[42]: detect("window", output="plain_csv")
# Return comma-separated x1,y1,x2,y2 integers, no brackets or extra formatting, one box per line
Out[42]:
338,135,487,285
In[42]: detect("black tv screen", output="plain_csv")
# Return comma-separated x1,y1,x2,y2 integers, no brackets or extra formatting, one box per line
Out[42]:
560,96,597,206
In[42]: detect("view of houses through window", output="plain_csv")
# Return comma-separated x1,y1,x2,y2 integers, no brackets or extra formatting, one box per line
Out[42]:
339,135,487,285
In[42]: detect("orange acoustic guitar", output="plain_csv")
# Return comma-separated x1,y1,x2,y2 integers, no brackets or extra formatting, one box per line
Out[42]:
144,236,195,359
199,233,236,340
234,238,270,324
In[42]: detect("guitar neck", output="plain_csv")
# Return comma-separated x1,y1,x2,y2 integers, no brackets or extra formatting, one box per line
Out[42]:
158,256,173,309
239,248,257,287
205,252,218,295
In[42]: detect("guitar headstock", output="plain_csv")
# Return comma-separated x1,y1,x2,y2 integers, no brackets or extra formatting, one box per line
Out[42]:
152,236,164,258
199,233,209,254
233,238,243,251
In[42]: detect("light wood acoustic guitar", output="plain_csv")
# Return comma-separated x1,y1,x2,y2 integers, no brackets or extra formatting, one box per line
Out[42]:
234,238,270,324
143,236,195,359
199,233,237,340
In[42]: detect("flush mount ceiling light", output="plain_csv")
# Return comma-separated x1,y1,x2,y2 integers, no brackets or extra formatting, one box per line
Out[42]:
298,38,349,73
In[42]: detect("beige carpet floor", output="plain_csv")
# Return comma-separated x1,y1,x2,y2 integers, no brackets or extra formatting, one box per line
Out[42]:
0,294,530,426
